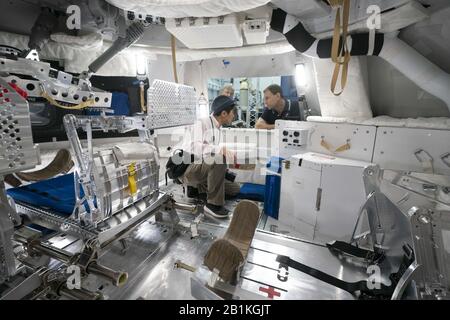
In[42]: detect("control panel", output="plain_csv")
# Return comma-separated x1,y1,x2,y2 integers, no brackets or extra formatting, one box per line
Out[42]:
280,128,309,158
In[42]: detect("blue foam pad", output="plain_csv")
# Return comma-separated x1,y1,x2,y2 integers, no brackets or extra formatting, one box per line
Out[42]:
85,92,130,116
237,183,265,202
7,173,77,217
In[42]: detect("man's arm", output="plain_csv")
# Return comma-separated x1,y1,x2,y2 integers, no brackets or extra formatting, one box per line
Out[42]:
187,119,236,164
255,117,275,130
186,119,221,159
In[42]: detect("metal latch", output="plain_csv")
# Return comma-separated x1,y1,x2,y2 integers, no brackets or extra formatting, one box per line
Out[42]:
315,188,322,211
414,149,434,173
441,152,450,168
422,184,437,193
175,18,183,27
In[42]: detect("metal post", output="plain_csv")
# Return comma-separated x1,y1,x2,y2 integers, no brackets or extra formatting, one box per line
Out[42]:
0,177,16,279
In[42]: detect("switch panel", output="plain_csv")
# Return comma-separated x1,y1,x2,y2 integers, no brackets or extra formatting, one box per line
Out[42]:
280,128,309,157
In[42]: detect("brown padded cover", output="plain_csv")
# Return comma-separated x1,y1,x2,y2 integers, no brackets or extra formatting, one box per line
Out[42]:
203,200,260,282
16,149,74,182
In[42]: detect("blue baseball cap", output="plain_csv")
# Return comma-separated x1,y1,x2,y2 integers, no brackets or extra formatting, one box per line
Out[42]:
211,95,236,114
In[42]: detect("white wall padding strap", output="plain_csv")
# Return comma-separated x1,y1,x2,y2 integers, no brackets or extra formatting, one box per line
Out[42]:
313,56,373,120
106,0,270,18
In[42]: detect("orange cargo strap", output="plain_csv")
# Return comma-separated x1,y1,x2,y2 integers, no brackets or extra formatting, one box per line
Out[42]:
329,0,351,96
321,138,351,153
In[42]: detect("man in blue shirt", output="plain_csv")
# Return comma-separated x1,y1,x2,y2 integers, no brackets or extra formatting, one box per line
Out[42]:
255,84,302,129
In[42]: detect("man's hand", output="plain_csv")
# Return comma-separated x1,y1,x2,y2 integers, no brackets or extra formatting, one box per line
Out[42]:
221,146,236,164
255,118,275,129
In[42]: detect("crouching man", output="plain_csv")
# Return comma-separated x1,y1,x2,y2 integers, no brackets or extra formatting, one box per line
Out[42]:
174,95,240,218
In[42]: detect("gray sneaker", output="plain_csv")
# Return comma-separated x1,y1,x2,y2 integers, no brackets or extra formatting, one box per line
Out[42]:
204,203,229,219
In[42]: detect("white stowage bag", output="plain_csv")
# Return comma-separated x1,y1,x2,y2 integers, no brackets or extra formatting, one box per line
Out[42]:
50,33,103,49
113,142,158,166
0,31,157,76
0,31,104,73
313,56,373,120
106,0,270,18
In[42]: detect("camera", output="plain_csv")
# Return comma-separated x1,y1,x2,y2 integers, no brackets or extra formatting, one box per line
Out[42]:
225,170,236,182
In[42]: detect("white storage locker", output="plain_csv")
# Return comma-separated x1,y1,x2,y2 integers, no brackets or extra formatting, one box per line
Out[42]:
279,152,371,243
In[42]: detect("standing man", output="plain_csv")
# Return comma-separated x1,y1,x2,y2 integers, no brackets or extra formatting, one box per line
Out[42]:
219,84,235,98
180,95,240,218
255,84,303,129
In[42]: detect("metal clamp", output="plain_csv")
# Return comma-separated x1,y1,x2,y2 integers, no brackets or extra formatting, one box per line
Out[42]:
71,241,99,271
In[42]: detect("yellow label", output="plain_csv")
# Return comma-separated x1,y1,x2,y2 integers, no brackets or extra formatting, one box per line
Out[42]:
127,162,137,196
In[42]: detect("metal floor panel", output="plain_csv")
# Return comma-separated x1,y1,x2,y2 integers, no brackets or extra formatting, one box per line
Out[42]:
68,209,370,300
13,168,379,300
99,223,214,300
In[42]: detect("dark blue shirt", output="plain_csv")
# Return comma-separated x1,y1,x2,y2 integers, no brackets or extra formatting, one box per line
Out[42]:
260,99,302,125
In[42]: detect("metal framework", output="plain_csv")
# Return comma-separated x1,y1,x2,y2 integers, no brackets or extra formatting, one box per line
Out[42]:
63,114,160,228
0,56,112,109
0,80,39,174
0,79,39,282
351,166,450,299
1,78,197,296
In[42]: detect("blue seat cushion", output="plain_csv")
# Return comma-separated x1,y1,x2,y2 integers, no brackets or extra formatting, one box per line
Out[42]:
7,173,77,217
237,183,265,202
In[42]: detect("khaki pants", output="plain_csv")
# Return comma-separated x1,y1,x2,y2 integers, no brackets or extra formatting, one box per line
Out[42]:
181,163,240,206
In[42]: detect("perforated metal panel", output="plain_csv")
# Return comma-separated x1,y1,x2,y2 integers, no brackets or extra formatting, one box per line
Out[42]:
0,80,38,174
147,80,196,129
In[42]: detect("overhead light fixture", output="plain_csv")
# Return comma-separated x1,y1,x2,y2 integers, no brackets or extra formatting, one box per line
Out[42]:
295,63,307,87
197,92,209,119
136,54,148,81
